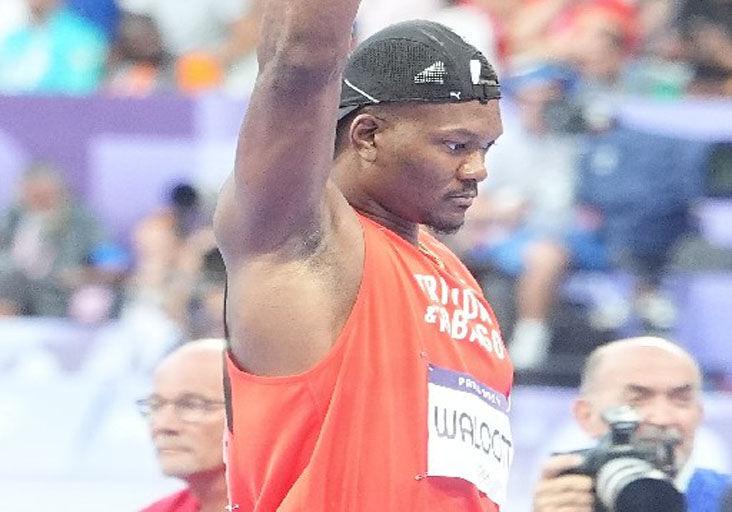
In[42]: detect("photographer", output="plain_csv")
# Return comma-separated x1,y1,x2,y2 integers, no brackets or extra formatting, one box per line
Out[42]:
533,337,731,512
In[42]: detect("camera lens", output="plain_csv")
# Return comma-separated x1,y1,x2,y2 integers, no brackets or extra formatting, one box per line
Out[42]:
595,457,685,512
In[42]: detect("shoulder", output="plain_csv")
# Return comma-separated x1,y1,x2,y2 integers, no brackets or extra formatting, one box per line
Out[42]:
139,488,199,512
690,467,732,485
687,468,732,509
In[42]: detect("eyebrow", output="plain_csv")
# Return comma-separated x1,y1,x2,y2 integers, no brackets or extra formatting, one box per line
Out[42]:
624,384,697,395
436,128,488,139
434,128,499,146
667,384,696,395
149,392,218,401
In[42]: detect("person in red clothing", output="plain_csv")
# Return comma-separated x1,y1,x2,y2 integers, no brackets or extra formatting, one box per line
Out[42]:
137,339,228,512
214,0,513,510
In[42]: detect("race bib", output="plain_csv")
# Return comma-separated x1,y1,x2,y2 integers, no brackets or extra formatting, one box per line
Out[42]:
427,365,513,506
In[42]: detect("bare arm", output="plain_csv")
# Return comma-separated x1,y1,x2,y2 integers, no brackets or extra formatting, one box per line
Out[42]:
215,0,361,259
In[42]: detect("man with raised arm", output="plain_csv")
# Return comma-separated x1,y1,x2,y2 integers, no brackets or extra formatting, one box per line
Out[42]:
214,0,513,509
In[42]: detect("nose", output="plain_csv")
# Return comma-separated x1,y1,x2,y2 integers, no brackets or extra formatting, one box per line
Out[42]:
641,398,679,429
150,403,181,435
458,150,487,182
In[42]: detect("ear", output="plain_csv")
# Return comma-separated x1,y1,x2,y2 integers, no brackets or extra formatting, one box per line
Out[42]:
573,397,604,438
349,113,381,163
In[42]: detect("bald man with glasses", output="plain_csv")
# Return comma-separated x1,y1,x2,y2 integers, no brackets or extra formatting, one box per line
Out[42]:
137,339,228,512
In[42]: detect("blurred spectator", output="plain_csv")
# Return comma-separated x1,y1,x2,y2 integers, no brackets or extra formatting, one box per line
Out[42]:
67,242,131,324
675,0,732,97
503,0,637,66
137,338,228,512
506,1,698,103
503,0,729,100
0,162,103,317
620,0,694,99
575,120,709,333
569,4,637,91
504,0,580,64
120,0,262,95
125,210,184,324
0,0,108,94
186,248,226,339
454,63,586,370
458,0,523,69
524,0,645,119
167,183,208,239
66,0,120,40
105,12,173,96
124,182,219,336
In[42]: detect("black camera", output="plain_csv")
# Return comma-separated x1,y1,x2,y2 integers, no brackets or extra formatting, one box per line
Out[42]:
562,406,686,512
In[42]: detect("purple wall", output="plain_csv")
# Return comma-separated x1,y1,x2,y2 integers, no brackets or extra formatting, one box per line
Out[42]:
0,94,197,240
1,94,729,239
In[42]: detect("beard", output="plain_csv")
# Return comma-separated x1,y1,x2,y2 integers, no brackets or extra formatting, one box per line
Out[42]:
424,215,465,236
425,182,477,235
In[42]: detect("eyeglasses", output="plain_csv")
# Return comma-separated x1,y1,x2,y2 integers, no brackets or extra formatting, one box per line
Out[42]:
136,395,225,422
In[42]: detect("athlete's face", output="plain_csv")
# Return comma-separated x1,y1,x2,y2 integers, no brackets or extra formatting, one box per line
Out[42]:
145,349,226,479
366,100,502,234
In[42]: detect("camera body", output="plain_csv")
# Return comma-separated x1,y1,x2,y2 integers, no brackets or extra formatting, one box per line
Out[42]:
563,406,685,512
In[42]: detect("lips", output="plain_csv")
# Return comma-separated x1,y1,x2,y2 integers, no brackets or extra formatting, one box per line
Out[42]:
156,446,190,454
447,194,475,207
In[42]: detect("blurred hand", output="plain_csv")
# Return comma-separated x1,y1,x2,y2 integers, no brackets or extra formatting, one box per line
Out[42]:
533,453,595,512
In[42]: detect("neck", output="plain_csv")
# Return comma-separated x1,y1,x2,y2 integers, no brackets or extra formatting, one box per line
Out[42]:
352,204,420,245
186,467,227,512
334,158,420,245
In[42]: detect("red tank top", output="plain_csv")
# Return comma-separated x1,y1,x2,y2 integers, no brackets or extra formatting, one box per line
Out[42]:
224,214,514,511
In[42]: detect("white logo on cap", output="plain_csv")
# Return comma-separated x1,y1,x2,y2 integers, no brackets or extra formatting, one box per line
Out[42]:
450,91,461,100
415,61,447,84
470,59,482,85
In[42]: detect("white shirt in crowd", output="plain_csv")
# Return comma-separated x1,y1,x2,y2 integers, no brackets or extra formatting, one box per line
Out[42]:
118,0,250,56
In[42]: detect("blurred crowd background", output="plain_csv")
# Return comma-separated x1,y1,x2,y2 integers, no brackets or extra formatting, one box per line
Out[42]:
1,0,731,99
0,0,731,510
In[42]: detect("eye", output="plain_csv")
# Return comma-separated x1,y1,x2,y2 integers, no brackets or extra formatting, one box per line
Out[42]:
625,390,652,406
178,397,207,411
136,397,161,415
481,141,496,153
445,142,468,151
669,390,695,406
627,395,644,406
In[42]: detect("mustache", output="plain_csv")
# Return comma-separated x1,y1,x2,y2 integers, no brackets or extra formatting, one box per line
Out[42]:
636,425,682,442
446,182,478,198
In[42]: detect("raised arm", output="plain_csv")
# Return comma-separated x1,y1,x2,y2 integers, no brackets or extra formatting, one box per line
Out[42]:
215,0,361,258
